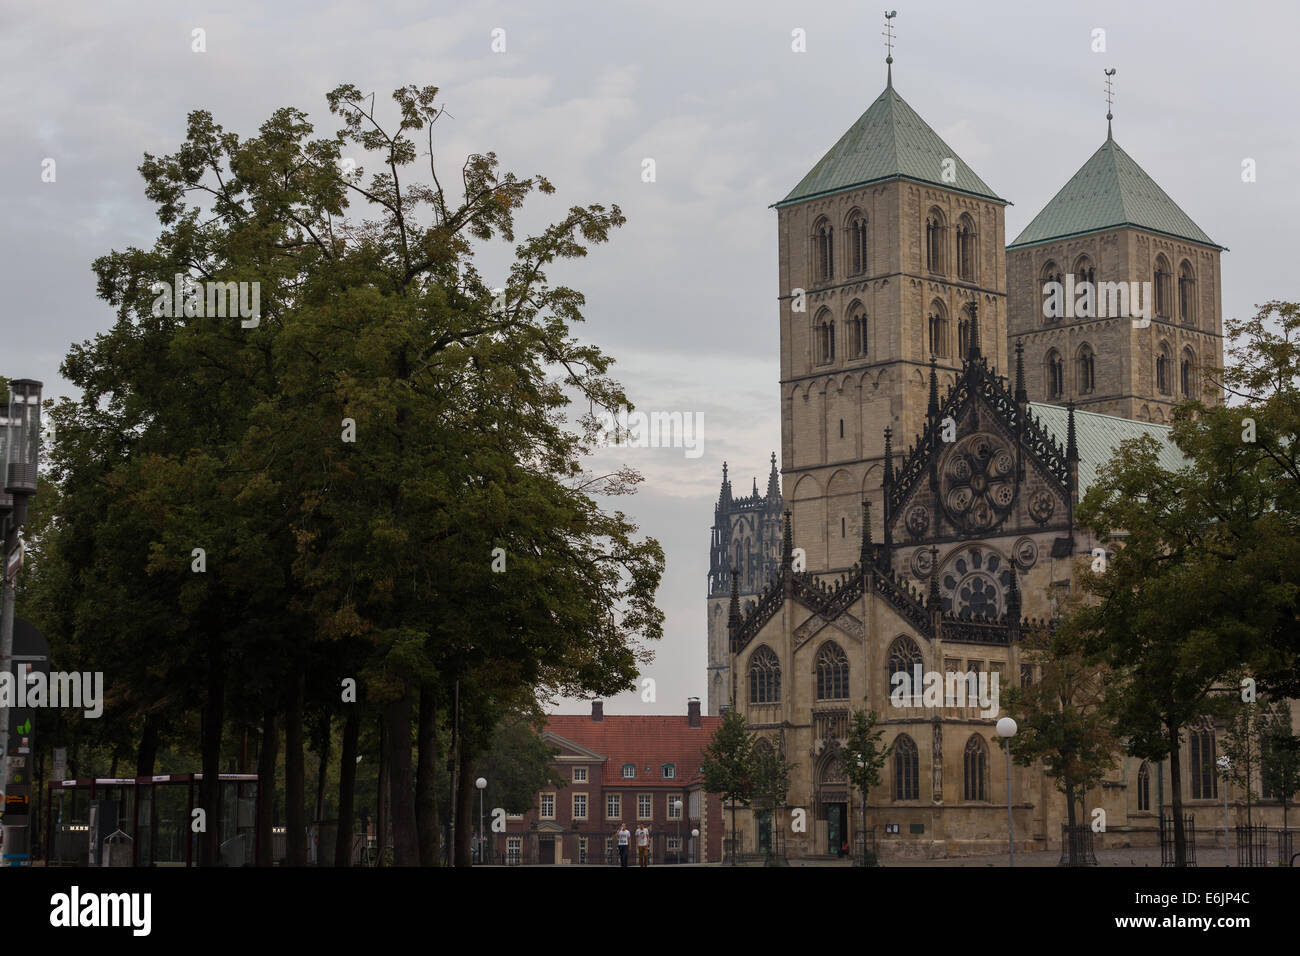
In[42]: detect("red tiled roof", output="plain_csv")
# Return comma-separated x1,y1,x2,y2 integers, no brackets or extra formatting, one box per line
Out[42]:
542,714,721,786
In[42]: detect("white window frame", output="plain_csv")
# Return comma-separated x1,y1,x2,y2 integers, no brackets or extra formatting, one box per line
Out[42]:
606,793,621,819
507,837,522,863
540,792,555,820
662,763,676,779
668,794,683,820
572,766,588,783
622,763,636,779
637,793,652,820
573,792,588,820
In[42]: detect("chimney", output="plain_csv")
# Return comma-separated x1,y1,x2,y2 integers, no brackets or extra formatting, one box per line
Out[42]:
687,698,701,728
591,700,604,721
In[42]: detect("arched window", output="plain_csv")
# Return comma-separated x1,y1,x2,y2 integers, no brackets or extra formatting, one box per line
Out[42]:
1073,254,1096,287
815,309,835,365
847,211,868,276
1178,260,1196,325
1046,348,1064,398
1041,260,1064,323
848,301,867,358
1153,255,1172,319
893,734,919,801
963,735,988,801
813,218,834,283
1137,761,1151,812
1156,342,1172,394
1181,347,1196,398
1076,343,1096,394
1190,723,1218,800
815,642,850,700
927,301,949,359
958,303,975,357
749,645,781,704
925,208,947,274
886,636,923,692
956,213,977,281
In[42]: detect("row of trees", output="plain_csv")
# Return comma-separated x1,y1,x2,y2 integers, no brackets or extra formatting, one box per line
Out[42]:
1004,300,1300,864
19,84,663,865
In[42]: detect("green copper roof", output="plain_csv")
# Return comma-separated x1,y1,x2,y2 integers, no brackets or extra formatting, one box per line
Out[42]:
1029,402,1187,496
776,81,1005,207
1009,135,1222,250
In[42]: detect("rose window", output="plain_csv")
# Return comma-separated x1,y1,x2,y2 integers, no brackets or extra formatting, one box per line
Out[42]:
939,547,1014,618
940,434,1015,533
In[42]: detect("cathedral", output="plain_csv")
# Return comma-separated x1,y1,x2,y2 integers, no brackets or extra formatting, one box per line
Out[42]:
705,55,1245,859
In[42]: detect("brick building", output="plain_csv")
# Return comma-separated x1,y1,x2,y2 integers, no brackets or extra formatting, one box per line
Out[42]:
499,699,723,865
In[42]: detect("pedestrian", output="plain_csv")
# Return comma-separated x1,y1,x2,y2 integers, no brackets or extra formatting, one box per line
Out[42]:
636,822,651,867
616,823,630,867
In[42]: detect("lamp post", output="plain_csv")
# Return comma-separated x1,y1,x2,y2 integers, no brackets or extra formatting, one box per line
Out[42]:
475,777,487,864
673,799,683,864
691,827,700,864
1216,755,1231,867
996,717,1017,868
0,379,42,866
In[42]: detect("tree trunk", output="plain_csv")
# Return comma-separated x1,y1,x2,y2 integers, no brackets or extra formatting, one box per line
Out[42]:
198,638,225,867
1064,780,1078,864
415,684,441,866
334,706,360,867
385,690,419,865
1168,726,1186,866
376,714,389,867
285,671,307,866
454,748,476,866
314,714,331,824
256,707,278,866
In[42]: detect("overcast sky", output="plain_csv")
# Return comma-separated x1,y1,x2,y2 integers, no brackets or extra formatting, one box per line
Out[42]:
3,0,1296,717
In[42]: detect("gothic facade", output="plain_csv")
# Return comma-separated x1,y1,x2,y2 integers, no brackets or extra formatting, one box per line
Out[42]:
704,63,1292,859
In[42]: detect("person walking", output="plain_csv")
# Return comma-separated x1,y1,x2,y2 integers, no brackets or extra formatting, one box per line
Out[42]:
616,823,630,867
635,823,651,867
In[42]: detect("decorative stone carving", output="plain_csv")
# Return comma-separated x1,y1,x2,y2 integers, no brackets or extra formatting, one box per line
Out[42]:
911,547,936,578
939,434,1016,533
932,721,943,804
905,504,930,537
1013,535,1038,570
1028,488,1056,525
938,545,1014,617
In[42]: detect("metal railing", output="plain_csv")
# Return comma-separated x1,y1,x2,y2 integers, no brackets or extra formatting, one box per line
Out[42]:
1058,824,1098,866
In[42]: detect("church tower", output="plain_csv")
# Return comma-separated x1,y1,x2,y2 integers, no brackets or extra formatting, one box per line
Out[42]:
1006,79,1226,423
773,53,1008,575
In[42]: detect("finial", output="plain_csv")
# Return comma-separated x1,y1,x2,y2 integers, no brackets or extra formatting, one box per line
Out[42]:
883,426,894,485
753,476,758,497
781,510,794,572
1066,401,1079,462
728,567,741,628
1104,68,1116,141
927,355,940,421
884,11,897,87
967,301,981,362
860,498,873,565
928,546,940,604
766,451,780,499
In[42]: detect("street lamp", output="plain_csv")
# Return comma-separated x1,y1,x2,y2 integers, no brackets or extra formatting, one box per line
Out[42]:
691,827,700,864
673,799,683,864
0,379,42,866
475,777,487,864
996,717,1017,867
1216,755,1231,867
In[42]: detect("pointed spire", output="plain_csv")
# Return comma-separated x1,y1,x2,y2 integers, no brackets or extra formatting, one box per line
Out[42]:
883,426,894,485
781,510,794,572
884,11,897,88
766,451,780,499
927,355,940,422
928,546,940,605
718,461,732,509
1066,401,1079,462
967,301,981,362
1014,338,1027,405
860,498,873,567
1006,569,1022,622
728,567,740,629
752,476,759,498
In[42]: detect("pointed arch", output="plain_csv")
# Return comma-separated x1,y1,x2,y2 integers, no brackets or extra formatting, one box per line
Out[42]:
1156,339,1172,394
925,207,948,274
1072,253,1095,286
815,641,850,700
1045,347,1064,399
956,212,978,281
1181,345,1196,398
893,733,920,800
749,645,781,704
814,306,835,366
1189,719,1218,800
846,298,868,358
1137,761,1151,812
1178,259,1196,326
813,216,834,284
1154,254,1173,318
792,473,823,500
927,298,950,359
886,635,924,692
958,301,975,357
846,208,869,276
963,734,989,801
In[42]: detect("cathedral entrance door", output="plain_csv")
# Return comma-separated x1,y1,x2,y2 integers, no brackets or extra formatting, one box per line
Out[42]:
827,803,847,856
756,810,771,856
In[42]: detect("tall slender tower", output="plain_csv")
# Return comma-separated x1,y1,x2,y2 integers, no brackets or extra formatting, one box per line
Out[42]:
772,34,1008,574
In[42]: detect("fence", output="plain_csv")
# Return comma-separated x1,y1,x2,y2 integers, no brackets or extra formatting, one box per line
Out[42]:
1159,812,1197,867
1058,824,1099,866
853,830,880,867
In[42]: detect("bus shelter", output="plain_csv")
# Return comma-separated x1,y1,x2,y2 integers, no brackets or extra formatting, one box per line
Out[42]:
46,773,258,866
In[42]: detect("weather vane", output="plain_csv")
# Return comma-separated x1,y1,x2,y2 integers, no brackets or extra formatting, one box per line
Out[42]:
1104,68,1117,137
884,10,897,84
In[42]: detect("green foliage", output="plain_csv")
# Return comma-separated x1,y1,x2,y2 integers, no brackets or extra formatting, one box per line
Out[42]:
474,714,566,815
1260,703,1300,824
701,709,755,807
840,708,891,805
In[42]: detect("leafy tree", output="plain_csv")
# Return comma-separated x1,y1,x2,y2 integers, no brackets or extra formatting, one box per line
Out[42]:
1001,609,1118,863
840,708,891,865
700,708,755,864
1261,703,1300,835
475,713,565,815
1221,701,1270,829
751,739,795,863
